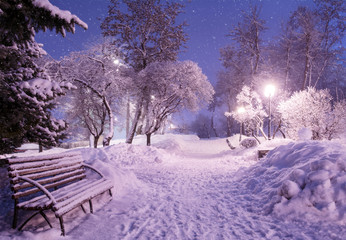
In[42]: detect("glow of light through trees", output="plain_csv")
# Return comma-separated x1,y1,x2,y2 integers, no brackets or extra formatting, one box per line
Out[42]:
264,84,275,98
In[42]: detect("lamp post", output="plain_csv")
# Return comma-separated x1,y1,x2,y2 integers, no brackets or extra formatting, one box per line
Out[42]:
237,106,245,142
264,84,275,140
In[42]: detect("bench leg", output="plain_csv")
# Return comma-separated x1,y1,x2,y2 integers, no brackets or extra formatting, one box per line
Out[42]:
12,200,18,229
109,189,113,197
18,211,40,231
81,204,86,214
59,216,65,236
18,210,52,231
40,211,53,228
89,200,93,214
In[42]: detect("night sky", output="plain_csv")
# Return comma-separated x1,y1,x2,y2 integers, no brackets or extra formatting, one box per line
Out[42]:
36,0,315,86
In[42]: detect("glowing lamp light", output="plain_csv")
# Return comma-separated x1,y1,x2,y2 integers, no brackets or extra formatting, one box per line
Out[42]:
113,58,120,65
264,84,275,98
237,106,245,114
264,84,276,140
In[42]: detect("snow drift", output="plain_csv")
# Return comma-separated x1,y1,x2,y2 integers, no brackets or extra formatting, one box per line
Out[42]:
236,140,346,223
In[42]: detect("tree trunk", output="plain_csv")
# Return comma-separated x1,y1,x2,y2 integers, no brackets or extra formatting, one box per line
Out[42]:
284,44,291,91
302,40,310,90
259,127,268,140
146,133,151,146
251,132,261,144
39,141,43,153
273,119,283,139
126,94,130,138
226,118,232,137
94,136,99,148
126,99,143,144
203,123,210,139
102,96,113,146
211,112,219,137
279,129,286,139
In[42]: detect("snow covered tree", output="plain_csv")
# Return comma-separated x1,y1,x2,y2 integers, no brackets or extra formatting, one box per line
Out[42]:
101,0,188,144
215,5,267,137
227,5,266,77
46,43,130,147
278,87,346,140
272,1,345,93
137,61,214,146
313,0,345,95
0,0,87,153
287,7,322,91
225,86,267,142
216,5,266,97
221,4,267,87
68,88,108,148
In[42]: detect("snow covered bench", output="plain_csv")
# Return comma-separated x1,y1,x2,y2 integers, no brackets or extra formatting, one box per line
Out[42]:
6,152,113,236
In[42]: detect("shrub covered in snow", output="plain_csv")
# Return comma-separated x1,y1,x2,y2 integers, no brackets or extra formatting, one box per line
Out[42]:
226,86,267,138
278,88,346,140
240,137,259,149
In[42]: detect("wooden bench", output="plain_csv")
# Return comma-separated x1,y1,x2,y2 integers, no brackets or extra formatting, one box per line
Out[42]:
6,152,113,236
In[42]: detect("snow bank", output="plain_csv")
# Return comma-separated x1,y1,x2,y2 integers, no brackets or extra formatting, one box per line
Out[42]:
236,140,346,223
69,144,165,197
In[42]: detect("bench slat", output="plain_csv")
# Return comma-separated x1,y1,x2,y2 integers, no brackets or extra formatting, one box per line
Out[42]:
8,156,83,171
55,180,113,217
12,169,85,191
7,152,80,164
11,165,84,185
17,179,111,210
9,159,82,178
13,174,86,199
17,179,90,209
53,178,111,210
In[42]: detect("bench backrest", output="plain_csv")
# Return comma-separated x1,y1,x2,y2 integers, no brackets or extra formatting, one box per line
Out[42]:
7,152,85,200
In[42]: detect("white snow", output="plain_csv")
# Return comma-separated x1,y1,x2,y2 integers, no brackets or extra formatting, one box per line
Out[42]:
32,0,88,31
298,127,312,140
0,134,345,239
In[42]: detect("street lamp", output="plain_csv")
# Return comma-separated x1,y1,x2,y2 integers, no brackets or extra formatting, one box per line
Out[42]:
237,106,245,142
113,58,120,65
264,84,275,140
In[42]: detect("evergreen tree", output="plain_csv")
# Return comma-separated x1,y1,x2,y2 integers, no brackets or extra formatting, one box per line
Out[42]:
0,0,87,153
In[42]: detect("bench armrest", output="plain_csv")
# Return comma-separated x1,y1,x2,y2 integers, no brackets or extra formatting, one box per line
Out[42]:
17,176,57,204
82,164,105,178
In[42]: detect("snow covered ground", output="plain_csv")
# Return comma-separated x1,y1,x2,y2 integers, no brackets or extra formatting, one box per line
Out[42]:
0,134,345,239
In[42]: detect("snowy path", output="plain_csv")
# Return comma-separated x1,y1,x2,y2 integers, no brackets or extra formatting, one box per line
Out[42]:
66,139,343,240
1,137,344,239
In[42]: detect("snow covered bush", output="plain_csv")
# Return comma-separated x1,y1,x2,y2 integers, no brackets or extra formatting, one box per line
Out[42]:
239,137,259,149
278,87,346,140
225,85,267,138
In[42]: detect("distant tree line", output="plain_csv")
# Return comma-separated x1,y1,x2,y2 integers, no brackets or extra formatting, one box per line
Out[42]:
194,0,345,140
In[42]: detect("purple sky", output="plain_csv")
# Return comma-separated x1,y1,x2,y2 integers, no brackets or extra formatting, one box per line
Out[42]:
36,0,315,86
